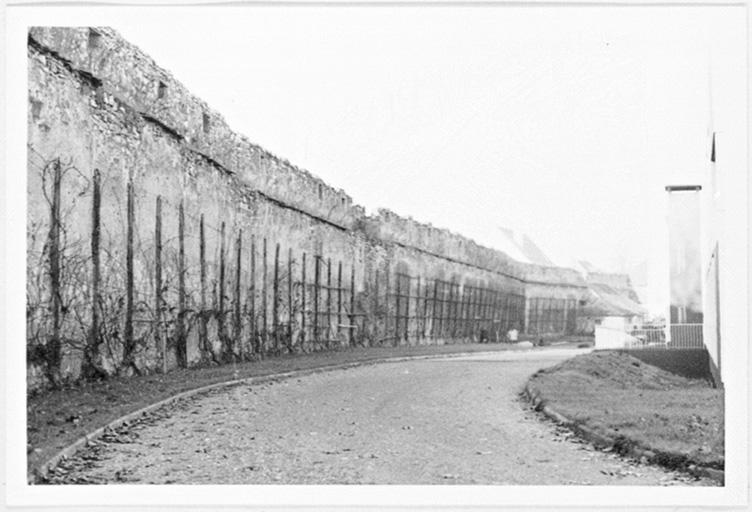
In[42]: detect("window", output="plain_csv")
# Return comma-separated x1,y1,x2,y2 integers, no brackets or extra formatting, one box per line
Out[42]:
88,28,102,50
157,81,167,100
30,98,43,122
202,112,210,134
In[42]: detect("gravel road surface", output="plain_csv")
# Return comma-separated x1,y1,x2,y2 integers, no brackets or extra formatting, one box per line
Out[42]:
49,349,714,485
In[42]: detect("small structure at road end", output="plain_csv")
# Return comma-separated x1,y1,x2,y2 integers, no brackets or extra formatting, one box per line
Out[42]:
578,273,646,349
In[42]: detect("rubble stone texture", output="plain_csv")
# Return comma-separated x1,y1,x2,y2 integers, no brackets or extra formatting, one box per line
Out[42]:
27,26,591,391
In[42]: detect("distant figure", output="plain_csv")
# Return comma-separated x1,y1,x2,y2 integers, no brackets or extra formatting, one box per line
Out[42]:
507,328,519,342
479,329,489,343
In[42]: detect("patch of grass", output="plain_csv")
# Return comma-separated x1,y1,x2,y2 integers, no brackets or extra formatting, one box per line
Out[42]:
612,434,638,456
530,351,724,469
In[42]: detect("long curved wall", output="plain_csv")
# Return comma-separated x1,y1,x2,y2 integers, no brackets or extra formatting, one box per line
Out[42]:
27,27,586,391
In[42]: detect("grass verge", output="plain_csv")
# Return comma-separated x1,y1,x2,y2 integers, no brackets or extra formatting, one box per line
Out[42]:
528,351,724,471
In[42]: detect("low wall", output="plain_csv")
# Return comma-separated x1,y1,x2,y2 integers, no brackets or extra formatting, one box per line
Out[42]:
616,349,715,383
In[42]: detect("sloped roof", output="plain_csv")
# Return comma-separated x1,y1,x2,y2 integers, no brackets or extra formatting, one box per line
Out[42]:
581,282,646,317
494,227,553,266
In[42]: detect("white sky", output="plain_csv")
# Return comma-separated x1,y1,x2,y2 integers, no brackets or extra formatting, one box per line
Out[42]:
21,5,750,313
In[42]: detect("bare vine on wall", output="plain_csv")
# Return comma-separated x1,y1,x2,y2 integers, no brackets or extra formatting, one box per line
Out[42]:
27,150,97,386
26,146,575,393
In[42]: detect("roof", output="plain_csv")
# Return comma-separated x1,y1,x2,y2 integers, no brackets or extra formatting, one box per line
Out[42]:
580,282,646,318
494,227,553,266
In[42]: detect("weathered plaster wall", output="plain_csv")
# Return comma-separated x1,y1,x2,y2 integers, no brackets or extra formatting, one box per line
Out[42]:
29,27,362,229
27,26,587,391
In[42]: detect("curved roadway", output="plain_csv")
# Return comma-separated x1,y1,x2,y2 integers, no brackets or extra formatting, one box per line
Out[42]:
55,349,713,485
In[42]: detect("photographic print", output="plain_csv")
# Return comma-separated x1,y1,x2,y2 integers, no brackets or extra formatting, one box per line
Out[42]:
4,0,749,508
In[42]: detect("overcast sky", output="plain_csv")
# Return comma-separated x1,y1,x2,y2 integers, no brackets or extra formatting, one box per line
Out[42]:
16,4,747,313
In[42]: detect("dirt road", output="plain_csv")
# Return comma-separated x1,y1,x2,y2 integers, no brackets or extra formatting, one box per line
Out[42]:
49,349,714,485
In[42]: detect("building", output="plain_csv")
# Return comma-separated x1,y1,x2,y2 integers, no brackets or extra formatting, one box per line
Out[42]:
578,272,646,341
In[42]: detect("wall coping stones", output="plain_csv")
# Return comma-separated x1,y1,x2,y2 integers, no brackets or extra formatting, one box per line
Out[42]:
29,26,591,291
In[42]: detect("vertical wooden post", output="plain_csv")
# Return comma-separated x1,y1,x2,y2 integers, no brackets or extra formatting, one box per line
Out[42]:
422,278,430,339
395,273,401,345
249,235,256,354
326,258,332,348
199,215,207,356
460,285,467,338
462,282,470,338
431,279,439,340
415,276,423,340
459,284,464,338
468,286,475,340
233,229,242,360
404,276,410,342
301,252,307,350
445,282,451,339
491,290,499,341
502,293,512,336
374,269,380,344
384,266,390,345
498,291,504,339
473,287,483,341
313,255,320,348
487,289,493,335
438,281,446,339
47,159,62,376
177,201,186,367
486,288,493,341
218,221,226,356
337,261,343,344
459,285,467,338
262,237,268,354
544,297,548,334
85,168,102,377
509,294,515,333
458,284,464,338
489,290,496,340
468,286,474,339
502,294,509,333
155,196,165,373
482,288,487,337
123,179,135,371
530,297,535,335
288,247,293,352
504,293,514,334
442,281,449,338
273,243,280,353
477,288,483,340
498,293,505,334
538,297,543,335
497,292,504,334
474,287,480,339
477,288,483,339
448,282,455,339
349,264,355,346
446,282,452,338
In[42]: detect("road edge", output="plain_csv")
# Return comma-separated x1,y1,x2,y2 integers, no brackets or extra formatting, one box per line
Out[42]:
30,349,524,484
522,383,725,485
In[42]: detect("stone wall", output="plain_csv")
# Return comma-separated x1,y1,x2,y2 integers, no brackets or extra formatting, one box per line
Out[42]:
27,26,587,391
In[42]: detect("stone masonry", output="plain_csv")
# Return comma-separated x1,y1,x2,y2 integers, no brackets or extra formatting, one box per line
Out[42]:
27,27,588,391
